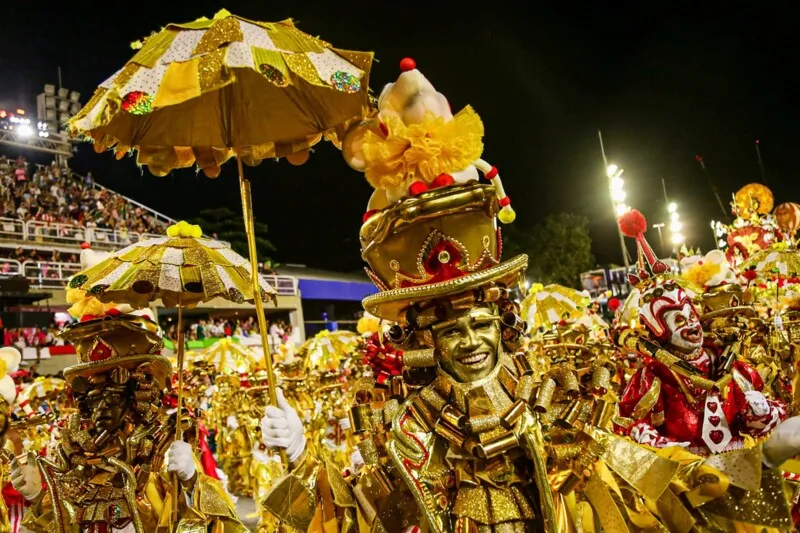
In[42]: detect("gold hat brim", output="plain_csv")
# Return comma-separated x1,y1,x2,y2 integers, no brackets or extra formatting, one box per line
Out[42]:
63,354,173,388
362,254,528,322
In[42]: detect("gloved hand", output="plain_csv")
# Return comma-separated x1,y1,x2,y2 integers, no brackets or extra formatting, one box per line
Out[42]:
10,455,42,500
226,414,239,430
763,415,800,468
260,388,306,463
167,441,197,482
350,449,364,471
339,417,352,431
745,390,771,417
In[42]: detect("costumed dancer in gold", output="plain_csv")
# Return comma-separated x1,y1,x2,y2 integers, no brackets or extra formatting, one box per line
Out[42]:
8,307,247,533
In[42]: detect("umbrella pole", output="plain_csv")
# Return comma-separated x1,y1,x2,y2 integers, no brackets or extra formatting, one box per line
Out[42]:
237,157,288,467
172,297,185,524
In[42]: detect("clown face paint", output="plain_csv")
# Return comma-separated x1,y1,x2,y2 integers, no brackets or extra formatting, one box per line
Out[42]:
663,302,703,357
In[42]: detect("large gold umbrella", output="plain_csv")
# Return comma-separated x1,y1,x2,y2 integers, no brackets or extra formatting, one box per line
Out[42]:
69,9,374,416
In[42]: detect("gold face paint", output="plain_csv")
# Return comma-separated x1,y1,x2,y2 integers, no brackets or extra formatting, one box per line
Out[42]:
431,306,501,383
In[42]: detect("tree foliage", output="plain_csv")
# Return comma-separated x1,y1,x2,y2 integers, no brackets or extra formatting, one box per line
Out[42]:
503,213,594,288
192,207,278,269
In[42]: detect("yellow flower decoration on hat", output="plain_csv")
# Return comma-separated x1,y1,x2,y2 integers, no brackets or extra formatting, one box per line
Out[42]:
167,221,203,238
529,282,544,295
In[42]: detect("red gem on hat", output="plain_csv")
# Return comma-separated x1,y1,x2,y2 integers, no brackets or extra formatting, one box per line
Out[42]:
399,57,416,72
81,242,91,249
89,339,114,362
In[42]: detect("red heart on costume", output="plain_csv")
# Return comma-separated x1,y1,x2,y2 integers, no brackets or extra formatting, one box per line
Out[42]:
709,430,724,444
708,415,721,426
707,402,718,413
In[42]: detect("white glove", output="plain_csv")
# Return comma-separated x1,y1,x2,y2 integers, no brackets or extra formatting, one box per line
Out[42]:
763,415,800,468
260,388,306,463
339,417,351,431
10,456,42,500
226,415,239,430
350,449,364,470
167,441,197,482
745,390,771,417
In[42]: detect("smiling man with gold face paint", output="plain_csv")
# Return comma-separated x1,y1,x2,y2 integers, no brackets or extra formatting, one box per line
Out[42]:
432,307,501,383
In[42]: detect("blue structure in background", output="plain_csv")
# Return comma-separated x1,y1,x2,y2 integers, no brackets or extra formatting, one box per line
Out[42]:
278,266,379,337
297,279,377,301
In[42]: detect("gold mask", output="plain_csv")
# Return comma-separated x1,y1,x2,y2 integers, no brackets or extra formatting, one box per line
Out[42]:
431,306,501,382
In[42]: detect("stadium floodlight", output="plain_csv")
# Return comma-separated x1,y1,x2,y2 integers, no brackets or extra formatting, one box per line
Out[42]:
58,100,69,112
70,103,81,115
44,84,56,96
15,125,33,138
59,112,71,123
69,91,80,103
57,87,69,99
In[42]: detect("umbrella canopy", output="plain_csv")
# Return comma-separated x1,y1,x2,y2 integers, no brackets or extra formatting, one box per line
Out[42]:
300,329,359,372
522,284,593,332
68,221,277,309
199,338,259,373
740,245,800,279
69,9,374,176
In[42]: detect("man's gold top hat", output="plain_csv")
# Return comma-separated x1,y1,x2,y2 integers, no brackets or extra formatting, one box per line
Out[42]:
60,314,172,388
361,183,527,322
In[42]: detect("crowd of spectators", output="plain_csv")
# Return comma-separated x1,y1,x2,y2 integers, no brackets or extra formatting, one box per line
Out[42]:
2,325,62,349
164,316,297,351
0,156,167,237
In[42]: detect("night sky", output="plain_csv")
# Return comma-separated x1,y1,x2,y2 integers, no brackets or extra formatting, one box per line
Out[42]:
2,2,798,272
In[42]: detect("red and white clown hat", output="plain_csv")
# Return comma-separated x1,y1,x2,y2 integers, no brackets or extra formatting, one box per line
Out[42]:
618,209,671,286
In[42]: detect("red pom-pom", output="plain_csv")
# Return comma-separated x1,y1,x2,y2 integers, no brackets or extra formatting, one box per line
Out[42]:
409,181,428,196
485,166,499,180
498,196,511,207
431,173,454,188
399,57,416,72
81,242,91,249
608,297,621,312
618,209,647,237
362,209,378,223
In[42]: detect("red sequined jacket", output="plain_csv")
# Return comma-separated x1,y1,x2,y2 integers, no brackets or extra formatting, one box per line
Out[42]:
616,356,785,453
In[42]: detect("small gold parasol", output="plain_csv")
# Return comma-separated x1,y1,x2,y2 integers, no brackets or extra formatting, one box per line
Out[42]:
522,283,591,332
299,329,359,373
200,338,260,373
740,244,800,279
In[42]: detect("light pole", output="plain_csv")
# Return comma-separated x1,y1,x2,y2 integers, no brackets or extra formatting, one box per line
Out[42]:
669,202,685,253
652,223,666,253
36,68,82,166
598,130,631,269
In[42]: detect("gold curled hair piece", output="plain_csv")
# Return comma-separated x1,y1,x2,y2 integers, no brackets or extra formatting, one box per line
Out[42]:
404,348,437,368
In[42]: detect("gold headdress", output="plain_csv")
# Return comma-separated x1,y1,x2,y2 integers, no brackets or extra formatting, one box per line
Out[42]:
60,314,171,388
349,60,525,322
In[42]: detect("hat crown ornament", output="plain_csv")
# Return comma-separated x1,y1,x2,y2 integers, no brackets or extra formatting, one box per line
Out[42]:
353,60,526,321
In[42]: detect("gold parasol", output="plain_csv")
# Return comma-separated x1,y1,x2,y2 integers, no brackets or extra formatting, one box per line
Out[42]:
740,244,800,279
200,337,259,373
68,9,375,423
68,221,276,308
522,283,591,332
300,329,359,373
